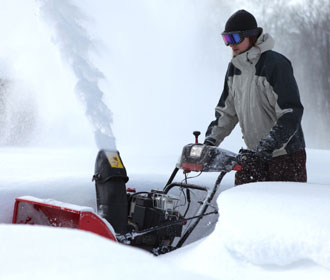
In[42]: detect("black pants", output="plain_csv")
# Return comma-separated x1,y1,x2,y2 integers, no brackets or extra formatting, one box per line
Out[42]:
235,149,307,186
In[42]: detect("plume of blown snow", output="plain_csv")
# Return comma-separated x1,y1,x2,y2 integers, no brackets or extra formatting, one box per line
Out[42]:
38,0,116,150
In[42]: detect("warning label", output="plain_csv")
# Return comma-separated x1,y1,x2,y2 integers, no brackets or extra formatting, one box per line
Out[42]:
106,152,124,168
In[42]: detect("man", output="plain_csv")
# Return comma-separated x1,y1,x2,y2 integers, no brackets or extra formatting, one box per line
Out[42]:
204,10,307,185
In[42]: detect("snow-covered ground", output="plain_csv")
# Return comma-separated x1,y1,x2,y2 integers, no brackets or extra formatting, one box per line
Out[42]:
0,147,330,280
0,1,329,279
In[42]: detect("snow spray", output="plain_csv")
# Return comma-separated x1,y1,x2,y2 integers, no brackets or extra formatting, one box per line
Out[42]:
38,0,116,150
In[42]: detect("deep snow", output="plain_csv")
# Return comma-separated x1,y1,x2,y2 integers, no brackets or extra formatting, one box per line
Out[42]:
0,148,330,280
0,224,211,280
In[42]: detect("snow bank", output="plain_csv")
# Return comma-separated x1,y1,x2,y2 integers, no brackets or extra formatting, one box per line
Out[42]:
163,182,330,280
220,182,330,268
0,224,212,280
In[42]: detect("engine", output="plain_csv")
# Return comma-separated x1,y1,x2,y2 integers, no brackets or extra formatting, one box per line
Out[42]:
127,190,183,248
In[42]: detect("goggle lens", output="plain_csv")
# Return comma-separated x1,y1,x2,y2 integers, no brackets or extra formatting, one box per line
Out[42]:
222,33,243,45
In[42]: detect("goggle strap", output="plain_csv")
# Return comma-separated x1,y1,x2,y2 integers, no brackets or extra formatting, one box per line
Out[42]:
222,28,260,37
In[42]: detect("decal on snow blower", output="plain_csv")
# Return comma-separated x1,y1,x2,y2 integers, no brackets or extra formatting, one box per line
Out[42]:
106,152,124,169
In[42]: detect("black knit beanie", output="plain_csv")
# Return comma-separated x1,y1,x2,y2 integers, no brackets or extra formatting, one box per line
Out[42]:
224,10,261,33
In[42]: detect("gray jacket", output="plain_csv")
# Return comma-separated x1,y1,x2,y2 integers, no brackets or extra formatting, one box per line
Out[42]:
205,33,305,157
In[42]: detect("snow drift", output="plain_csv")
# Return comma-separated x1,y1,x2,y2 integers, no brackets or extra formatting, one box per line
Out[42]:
219,182,330,269
163,180,330,280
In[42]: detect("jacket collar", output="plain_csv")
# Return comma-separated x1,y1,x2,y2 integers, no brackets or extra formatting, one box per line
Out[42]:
231,33,275,70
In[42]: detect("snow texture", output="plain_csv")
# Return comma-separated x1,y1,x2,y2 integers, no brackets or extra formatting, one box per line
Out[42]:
0,148,330,280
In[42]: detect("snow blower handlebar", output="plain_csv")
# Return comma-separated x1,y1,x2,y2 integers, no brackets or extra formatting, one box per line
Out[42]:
175,134,241,174
161,131,242,250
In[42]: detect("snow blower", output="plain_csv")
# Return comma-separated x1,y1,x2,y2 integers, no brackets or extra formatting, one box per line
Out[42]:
12,131,241,255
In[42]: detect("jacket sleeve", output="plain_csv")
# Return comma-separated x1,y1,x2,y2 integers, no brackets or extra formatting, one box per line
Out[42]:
205,64,238,146
257,56,304,154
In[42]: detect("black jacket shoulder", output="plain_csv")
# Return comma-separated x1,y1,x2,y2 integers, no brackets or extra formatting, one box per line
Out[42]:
256,50,294,85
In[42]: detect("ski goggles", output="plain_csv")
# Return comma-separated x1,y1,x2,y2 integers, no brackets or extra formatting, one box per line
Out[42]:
221,29,260,46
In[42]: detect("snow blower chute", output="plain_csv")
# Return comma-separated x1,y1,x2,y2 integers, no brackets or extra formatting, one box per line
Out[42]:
12,131,241,255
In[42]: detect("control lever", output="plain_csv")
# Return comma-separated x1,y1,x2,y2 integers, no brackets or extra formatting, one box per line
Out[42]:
193,131,201,144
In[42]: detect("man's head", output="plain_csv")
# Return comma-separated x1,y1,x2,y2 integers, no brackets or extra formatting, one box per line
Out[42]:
221,10,262,56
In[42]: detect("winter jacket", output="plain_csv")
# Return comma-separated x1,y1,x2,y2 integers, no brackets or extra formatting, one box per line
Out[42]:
205,33,305,157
